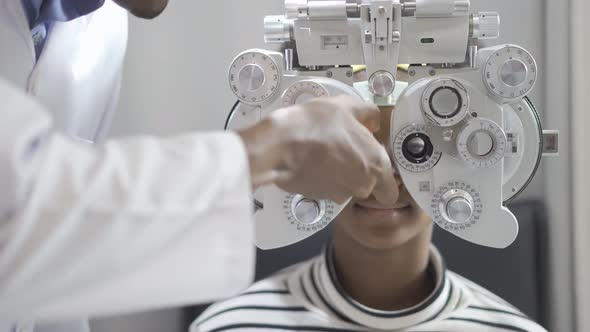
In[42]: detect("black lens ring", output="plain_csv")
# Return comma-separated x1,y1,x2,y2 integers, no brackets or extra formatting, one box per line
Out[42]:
428,86,462,119
402,133,434,164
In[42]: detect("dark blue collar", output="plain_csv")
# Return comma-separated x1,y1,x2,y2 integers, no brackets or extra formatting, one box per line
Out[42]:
21,0,106,28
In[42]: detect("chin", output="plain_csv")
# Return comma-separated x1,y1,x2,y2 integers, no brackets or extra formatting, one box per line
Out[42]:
115,0,169,19
334,202,432,251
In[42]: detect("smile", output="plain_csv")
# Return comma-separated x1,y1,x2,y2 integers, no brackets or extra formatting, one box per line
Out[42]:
354,202,411,211
355,202,410,211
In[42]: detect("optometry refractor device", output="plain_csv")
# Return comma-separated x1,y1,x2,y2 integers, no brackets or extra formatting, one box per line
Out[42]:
225,0,559,249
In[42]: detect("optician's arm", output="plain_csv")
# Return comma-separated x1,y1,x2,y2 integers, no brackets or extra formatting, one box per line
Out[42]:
0,78,255,320
0,78,397,321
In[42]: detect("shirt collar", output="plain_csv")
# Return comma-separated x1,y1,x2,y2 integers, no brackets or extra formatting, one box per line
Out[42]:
21,0,106,28
20,0,42,28
292,244,459,330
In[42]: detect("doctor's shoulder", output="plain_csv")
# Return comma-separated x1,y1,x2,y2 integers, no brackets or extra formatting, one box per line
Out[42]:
443,271,549,332
190,262,308,332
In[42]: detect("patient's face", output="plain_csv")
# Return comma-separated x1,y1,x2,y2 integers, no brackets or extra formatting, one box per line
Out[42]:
113,0,169,18
334,106,432,250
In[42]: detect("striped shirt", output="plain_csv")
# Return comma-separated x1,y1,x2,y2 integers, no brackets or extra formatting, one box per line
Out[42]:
191,246,547,332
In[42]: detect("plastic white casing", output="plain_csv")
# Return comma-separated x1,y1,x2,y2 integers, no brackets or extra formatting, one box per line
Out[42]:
227,49,364,249
392,78,519,248
228,44,545,249
226,0,557,249
390,44,544,248
292,16,469,67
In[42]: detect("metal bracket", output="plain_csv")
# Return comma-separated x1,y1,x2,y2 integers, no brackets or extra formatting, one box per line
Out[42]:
542,130,559,156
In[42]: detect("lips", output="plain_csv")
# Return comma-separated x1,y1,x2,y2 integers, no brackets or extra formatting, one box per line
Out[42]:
354,200,411,211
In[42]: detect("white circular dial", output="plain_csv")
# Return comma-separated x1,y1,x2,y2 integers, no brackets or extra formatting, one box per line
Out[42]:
229,51,281,104
294,198,321,225
285,194,336,232
447,197,474,223
393,124,442,172
484,45,537,99
441,189,475,224
431,182,483,230
368,71,396,98
282,80,329,107
239,64,265,91
457,119,507,168
421,78,469,127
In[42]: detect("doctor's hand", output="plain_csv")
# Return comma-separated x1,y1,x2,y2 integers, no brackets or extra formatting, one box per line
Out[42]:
238,96,399,205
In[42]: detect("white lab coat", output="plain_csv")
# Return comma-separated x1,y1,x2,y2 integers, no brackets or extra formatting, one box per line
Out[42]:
0,0,256,325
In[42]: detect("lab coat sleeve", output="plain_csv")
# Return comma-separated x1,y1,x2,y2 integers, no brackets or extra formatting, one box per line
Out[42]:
0,79,256,320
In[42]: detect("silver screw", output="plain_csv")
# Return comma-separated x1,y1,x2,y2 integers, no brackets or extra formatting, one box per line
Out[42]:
327,71,333,78
409,69,416,76
346,71,353,77
442,129,454,142
429,69,436,76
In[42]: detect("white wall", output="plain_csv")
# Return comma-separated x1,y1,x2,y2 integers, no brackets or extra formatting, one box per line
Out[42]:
542,0,576,330
108,0,283,137
94,0,575,331
571,0,589,329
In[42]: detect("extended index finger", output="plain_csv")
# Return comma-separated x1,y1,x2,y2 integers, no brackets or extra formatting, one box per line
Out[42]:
371,148,400,206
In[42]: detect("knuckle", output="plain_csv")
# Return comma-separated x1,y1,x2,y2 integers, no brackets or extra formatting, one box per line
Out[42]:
356,101,378,115
354,157,373,181
366,153,384,175
367,103,381,117
332,194,348,205
353,185,373,199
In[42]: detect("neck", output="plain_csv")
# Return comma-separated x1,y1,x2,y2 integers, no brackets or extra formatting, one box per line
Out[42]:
332,226,434,311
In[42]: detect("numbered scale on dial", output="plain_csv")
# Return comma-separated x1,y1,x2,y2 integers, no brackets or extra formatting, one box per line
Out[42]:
284,194,337,232
393,124,443,172
282,80,329,107
421,78,469,127
228,50,281,104
483,45,537,100
457,119,507,168
431,181,483,231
